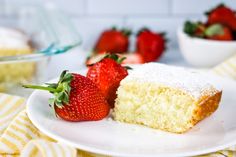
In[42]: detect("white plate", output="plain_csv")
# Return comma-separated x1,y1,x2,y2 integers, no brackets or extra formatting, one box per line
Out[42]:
27,70,236,157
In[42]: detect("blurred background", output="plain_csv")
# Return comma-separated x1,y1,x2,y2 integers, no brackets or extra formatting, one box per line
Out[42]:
0,0,235,96
23,0,235,48
36,0,235,73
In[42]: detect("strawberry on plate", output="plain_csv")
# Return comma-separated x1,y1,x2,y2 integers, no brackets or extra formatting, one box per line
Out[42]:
94,27,131,54
206,4,236,31
23,71,110,122
136,28,166,62
87,54,129,108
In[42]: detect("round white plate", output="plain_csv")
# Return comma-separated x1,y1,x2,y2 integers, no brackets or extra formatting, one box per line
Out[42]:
27,70,236,157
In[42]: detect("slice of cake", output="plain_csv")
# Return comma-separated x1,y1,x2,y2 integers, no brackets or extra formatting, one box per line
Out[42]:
113,63,222,133
0,27,34,91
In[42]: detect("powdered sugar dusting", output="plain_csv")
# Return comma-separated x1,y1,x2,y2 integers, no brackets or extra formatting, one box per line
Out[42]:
122,63,219,99
0,27,30,49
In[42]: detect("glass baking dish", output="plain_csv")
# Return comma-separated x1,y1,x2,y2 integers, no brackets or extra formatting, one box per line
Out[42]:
0,3,81,96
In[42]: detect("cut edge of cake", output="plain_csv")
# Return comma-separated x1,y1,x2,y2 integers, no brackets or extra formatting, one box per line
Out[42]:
113,63,222,133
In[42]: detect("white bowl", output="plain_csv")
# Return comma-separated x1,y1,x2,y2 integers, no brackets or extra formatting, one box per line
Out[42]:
177,28,236,67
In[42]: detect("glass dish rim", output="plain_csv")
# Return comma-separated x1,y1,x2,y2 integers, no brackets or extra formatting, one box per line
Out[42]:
0,4,82,63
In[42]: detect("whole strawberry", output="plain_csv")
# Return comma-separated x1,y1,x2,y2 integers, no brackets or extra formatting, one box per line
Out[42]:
206,4,236,31
94,27,131,54
87,54,128,108
23,71,110,122
136,28,166,62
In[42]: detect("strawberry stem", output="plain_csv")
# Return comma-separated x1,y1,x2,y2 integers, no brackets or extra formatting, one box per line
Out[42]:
121,28,132,36
23,70,73,109
184,21,198,36
23,85,58,93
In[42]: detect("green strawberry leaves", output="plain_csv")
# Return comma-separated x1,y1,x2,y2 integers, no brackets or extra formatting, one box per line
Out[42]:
23,70,73,112
184,21,199,36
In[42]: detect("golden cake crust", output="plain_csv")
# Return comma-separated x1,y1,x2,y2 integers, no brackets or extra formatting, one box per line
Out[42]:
188,91,222,132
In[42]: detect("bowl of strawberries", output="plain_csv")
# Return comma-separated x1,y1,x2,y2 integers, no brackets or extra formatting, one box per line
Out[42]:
178,4,236,67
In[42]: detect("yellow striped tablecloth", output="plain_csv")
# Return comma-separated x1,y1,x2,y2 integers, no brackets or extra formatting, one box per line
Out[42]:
0,54,235,157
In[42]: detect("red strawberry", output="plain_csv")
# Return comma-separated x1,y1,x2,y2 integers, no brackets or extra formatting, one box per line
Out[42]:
94,27,131,54
86,53,144,65
23,71,110,122
87,54,128,107
206,24,233,41
136,28,166,62
206,4,236,31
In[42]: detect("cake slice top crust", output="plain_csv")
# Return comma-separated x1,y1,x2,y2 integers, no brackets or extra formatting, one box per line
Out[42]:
122,63,220,99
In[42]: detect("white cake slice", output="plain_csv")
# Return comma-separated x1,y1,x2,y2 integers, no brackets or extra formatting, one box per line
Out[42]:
113,63,222,133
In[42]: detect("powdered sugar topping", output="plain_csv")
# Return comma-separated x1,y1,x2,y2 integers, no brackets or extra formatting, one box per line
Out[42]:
122,63,219,99
0,27,30,49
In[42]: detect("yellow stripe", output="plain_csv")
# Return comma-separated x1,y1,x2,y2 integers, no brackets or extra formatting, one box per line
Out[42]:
212,67,225,76
0,99,25,118
69,147,76,156
0,122,10,134
39,132,55,142
10,124,33,140
0,138,19,152
78,150,98,157
228,150,233,157
0,153,19,156
19,114,31,122
6,130,27,146
15,119,39,137
0,114,20,127
227,61,236,71
222,66,235,78
58,144,66,157
29,146,38,157
218,64,236,79
34,142,47,157
212,68,222,76
48,143,57,157
0,96,13,110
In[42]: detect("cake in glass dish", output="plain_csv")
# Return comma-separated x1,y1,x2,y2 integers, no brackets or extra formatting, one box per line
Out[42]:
113,63,222,133
0,27,34,91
